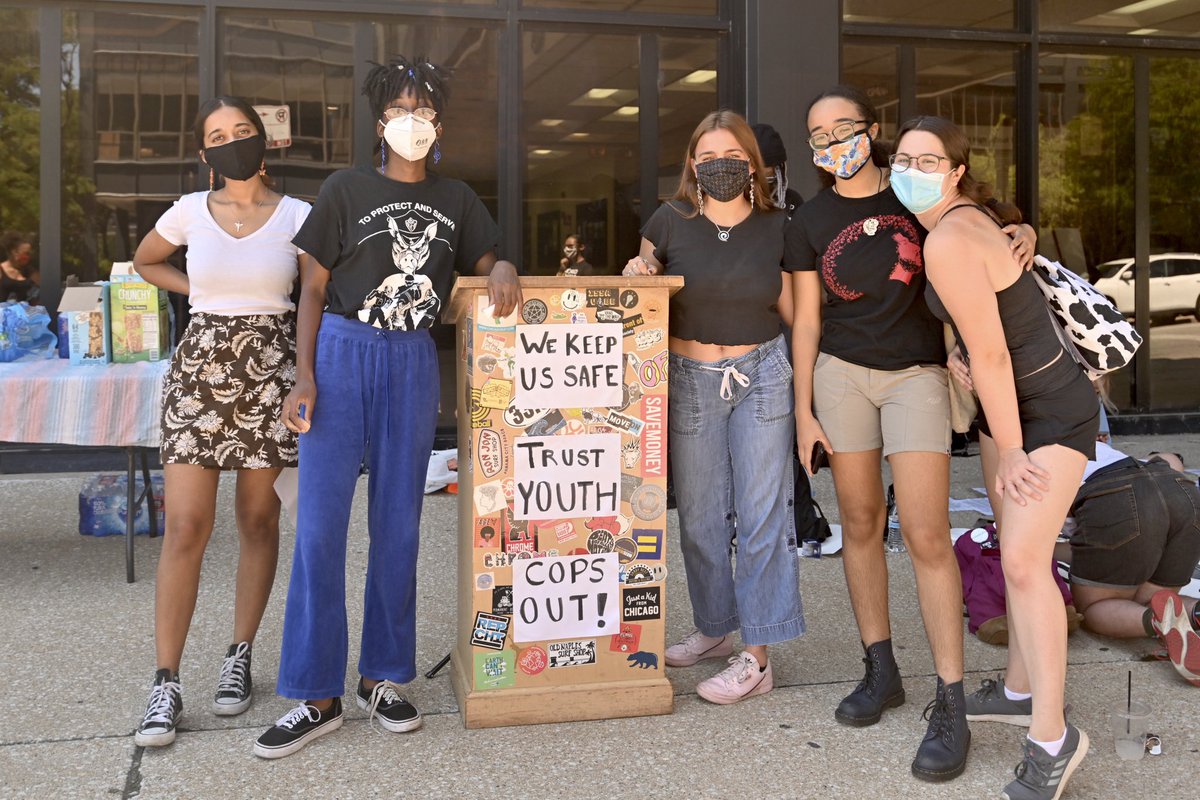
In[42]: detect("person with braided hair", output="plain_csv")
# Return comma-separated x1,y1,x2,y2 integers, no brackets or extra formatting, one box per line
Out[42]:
254,55,520,759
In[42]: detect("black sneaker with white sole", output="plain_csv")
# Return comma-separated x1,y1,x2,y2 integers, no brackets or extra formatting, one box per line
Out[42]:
253,698,344,759
212,641,252,716
356,678,422,732
135,668,183,747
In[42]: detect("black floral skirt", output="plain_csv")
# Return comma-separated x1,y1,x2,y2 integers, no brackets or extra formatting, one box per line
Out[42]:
160,313,298,469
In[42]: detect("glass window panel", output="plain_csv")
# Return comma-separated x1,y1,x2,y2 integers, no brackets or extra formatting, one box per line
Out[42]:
0,7,39,297
522,31,641,275
374,21,499,430
223,14,355,201
658,35,717,201
1039,52,1138,406
1147,55,1200,410
1042,1,1200,38
841,43,900,136
843,0,1014,29
915,46,1018,203
62,9,200,281
522,0,716,14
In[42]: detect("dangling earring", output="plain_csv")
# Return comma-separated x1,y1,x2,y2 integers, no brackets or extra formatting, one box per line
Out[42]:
258,160,267,178
433,141,441,165
380,139,387,170
696,185,704,216
749,182,755,207
209,167,214,191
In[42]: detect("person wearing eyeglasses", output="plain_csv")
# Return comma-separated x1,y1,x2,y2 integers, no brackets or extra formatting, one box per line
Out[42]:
897,114,1098,800
784,86,1036,783
253,55,521,760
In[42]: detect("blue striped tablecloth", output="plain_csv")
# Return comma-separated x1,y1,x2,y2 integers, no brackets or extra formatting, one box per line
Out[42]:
0,359,169,448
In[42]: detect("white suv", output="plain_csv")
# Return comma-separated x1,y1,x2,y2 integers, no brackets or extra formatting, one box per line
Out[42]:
1093,253,1200,321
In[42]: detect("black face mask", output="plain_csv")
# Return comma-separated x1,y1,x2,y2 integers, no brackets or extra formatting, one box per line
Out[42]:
204,135,266,182
695,157,752,203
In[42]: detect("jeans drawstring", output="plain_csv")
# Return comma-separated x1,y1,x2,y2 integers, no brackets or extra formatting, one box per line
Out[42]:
700,363,751,400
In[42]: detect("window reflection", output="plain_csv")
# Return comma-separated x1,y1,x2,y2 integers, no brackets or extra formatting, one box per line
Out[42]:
523,31,640,275
915,46,1017,202
841,44,899,134
658,35,718,199
1042,0,1200,38
843,0,1014,29
222,16,354,201
62,10,199,281
522,0,716,14
0,8,39,265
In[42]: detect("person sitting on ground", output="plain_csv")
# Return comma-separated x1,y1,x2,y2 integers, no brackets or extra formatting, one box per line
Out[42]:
968,440,1200,734
1065,442,1200,684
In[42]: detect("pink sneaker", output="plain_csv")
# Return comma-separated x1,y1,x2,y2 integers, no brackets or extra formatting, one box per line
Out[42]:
696,652,773,705
1150,590,1200,687
665,630,733,667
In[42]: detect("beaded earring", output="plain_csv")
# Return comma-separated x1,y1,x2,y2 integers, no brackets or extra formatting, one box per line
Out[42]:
696,185,704,216
749,181,755,207
381,139,387,169
209,167,214,191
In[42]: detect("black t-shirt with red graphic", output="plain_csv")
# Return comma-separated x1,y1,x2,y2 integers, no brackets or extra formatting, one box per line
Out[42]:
784,185,945,370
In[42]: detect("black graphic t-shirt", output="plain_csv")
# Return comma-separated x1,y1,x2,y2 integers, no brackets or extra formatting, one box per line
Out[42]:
294,167,499,330
784,185,945,370
642,200,786,346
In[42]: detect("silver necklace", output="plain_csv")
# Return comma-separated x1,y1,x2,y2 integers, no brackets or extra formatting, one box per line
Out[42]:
713,222,733,242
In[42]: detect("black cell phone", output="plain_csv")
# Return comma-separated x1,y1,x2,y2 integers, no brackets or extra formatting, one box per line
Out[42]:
810,441,829,474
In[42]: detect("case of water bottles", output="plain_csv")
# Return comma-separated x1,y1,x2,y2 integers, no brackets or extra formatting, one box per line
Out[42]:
78,473,165,536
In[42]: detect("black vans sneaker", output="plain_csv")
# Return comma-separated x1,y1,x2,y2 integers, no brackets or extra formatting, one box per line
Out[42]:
253,698,344,759
356,678,422,733
212,641,252,716
135,668,183,747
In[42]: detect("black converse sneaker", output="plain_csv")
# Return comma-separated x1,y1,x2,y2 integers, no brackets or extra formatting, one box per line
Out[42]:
212,641,253,716
356,678,422,733
135,668,183,747
253,698,344,759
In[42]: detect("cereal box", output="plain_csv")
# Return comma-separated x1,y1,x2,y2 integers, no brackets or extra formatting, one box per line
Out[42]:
62,284,110,365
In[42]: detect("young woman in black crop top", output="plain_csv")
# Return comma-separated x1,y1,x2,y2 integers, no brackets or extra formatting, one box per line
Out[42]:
623,110,804,705
895,115,1097,800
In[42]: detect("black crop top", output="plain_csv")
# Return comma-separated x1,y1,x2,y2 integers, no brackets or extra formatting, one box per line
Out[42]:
641,200,786,345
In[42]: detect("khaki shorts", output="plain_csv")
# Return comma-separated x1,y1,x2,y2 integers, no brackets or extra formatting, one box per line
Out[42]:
813,352,951,457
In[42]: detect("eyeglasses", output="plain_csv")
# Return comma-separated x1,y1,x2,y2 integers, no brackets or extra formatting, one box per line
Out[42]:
381,106,438,122
889,153,952,173
807,121,869,151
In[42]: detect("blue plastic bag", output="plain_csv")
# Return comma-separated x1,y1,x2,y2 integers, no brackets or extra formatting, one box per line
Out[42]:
0,301,58,362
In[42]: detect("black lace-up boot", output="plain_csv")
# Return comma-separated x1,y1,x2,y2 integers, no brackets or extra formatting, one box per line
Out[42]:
834,639,905,726
912,677,971,782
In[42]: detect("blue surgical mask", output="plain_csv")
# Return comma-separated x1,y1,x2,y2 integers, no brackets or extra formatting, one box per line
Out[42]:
890,168,949,214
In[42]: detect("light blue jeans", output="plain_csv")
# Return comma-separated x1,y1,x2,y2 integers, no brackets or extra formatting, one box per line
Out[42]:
668,334,805,646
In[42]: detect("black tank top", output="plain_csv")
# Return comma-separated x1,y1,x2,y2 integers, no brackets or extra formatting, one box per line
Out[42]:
0,269,33,302
923,204,1065,383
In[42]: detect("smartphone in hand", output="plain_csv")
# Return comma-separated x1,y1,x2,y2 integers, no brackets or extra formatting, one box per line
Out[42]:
810,441,829,474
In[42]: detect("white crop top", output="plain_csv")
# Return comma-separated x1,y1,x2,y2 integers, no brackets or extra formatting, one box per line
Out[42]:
155,191,311,316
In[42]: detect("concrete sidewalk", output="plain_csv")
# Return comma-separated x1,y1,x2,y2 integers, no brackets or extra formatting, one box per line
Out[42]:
1,434,1197,799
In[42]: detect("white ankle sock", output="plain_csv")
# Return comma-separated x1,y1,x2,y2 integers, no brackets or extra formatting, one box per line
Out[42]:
1029,727,1068,757
1004,684,1032,701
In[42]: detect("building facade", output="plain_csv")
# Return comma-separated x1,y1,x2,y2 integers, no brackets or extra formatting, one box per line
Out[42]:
3,0,1197,416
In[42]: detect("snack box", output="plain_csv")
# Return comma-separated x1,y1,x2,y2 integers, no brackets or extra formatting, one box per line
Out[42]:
109,281,169,363
61,283,110,365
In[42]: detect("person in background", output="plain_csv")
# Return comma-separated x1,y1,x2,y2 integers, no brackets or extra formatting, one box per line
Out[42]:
787,85,1034,783
0,232,38,303
253,55,520,759
752,123,803,219
557,233,594,276
901,114,1098,800
624,109,804,705
132,95,309,748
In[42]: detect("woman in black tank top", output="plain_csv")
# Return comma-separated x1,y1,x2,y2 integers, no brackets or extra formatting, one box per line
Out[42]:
894,116,1097,800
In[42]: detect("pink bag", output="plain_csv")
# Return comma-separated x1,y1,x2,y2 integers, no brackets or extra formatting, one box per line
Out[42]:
954,525,1075,643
